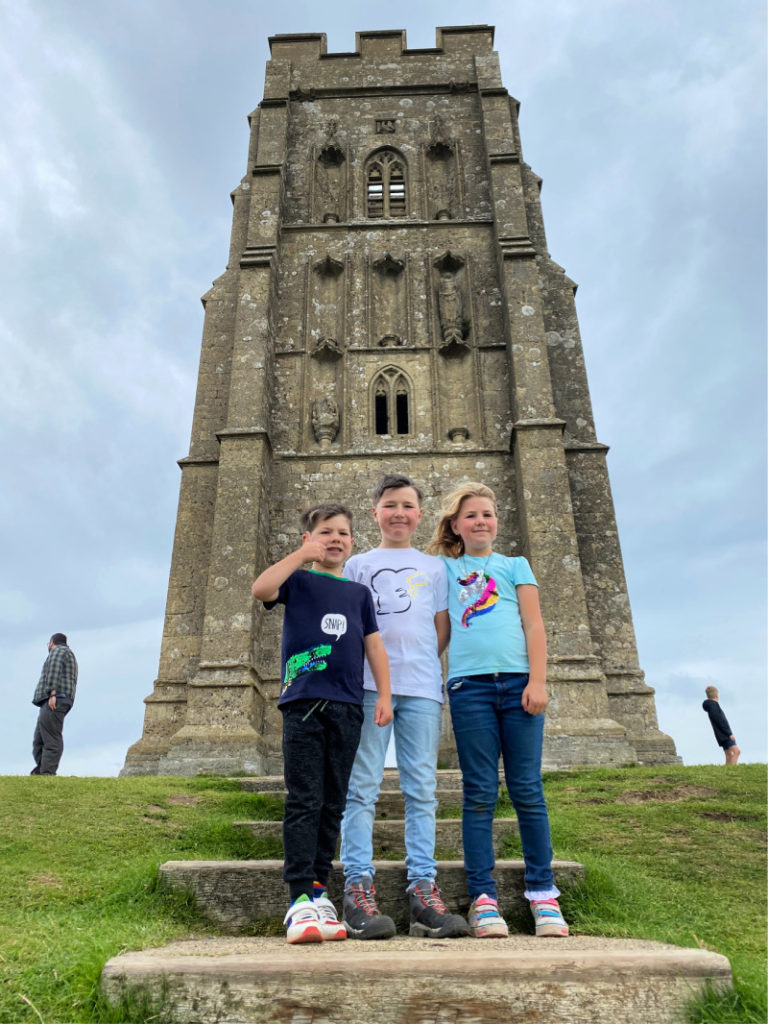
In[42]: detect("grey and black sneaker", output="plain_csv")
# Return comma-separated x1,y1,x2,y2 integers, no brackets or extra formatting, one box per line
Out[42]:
343,875,396,939
409,879,470,938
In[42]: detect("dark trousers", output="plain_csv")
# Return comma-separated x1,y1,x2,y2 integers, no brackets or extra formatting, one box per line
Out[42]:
281,698,363,901
32,702,72,775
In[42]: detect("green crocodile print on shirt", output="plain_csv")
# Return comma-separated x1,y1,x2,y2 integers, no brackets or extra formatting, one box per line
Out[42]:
282,643,332,694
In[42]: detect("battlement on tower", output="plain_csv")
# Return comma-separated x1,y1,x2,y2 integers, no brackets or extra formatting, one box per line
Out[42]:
268,26,495,62
265,26,502,98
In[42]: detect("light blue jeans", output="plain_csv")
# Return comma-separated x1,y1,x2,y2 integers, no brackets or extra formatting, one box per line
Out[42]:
340,690,442,888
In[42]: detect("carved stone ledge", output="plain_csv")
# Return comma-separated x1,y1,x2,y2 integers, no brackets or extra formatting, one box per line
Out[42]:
499,235,536,259
448,426,470,442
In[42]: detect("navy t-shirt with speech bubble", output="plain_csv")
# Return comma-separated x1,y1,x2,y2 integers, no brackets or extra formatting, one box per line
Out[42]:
264,569,378,707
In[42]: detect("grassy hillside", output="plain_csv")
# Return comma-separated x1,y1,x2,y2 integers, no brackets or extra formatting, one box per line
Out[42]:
0,764,764,1023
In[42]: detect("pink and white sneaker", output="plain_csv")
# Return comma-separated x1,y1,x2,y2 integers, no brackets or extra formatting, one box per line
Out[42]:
530,898,569,937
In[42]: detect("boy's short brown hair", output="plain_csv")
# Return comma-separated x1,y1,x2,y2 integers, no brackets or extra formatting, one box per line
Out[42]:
300,503,353,533
371,473,424,506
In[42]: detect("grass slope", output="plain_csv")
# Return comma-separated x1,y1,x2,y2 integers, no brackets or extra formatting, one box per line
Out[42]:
0,765,764,1024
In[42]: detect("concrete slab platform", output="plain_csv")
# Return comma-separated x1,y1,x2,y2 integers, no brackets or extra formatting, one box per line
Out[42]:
101,934,732,1024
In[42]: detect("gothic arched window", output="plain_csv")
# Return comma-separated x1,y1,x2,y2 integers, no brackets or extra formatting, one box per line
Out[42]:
372,367,411,436
366,150,407,219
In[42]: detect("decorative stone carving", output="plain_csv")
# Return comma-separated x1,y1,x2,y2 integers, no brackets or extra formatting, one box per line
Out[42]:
316,121,346,224
373,252,405,277
313,254,344,278
427,117,457,220
438,273,463,346
311,396,340,448
427,116,453,161
378,334,405,347
434,250,465,274
311,336,343,361
434,251,469,354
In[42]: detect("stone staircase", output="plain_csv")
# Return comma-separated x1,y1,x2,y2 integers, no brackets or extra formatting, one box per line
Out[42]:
234,768,517,862
101,770,732,1023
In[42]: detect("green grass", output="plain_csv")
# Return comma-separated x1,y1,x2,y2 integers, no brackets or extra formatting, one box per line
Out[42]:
0,765,764,1023
542,765,767,1023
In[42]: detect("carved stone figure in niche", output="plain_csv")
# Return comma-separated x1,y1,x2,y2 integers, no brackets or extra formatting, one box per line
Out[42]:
317,122,345,224
438,272,467,351
311,397,340,448
434,251,469,355
311,336,343,361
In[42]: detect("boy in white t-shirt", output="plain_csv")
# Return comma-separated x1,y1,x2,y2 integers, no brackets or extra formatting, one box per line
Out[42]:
340,475,469,939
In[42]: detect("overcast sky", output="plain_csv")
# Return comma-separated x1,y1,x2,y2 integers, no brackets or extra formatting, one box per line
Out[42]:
1,0,765,775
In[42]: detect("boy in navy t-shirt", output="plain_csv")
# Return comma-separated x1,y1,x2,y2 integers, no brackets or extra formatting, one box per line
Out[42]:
252,503,392,944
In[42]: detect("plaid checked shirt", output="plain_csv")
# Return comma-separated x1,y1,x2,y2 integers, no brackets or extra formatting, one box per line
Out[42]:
32,644,78,706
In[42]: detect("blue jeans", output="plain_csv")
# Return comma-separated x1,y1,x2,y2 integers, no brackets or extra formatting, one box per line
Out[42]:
447,673,557,901
340,691,442,888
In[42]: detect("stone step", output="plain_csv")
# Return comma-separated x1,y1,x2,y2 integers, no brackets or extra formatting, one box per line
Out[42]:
234,817,518,857
241,787,463,819
159,858,582,934
101,934,732,1024
238,767,467,794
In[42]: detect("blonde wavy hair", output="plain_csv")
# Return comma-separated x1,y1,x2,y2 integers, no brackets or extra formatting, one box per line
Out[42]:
426,482,497,559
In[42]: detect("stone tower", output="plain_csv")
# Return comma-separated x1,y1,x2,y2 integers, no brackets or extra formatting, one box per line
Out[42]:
122,25,678,777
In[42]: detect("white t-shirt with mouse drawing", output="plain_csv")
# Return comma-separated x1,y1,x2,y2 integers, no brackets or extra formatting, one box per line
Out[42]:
344,547,448,703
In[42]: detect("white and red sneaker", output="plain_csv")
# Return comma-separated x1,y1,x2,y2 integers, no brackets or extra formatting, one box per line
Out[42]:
314,895,347,940
283,894,322,944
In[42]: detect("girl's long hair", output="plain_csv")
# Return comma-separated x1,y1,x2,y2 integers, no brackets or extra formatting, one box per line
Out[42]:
426,482,497,559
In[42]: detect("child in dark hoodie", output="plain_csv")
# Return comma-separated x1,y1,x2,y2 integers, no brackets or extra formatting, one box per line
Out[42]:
702,686,740,764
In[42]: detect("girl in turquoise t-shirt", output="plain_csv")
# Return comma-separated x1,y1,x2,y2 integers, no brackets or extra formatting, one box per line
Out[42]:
427,482,569,940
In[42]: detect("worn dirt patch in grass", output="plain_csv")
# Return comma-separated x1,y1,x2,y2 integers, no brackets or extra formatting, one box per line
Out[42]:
617,785,717,804
167,794,203,805
28,873,62,888
699,810,762,823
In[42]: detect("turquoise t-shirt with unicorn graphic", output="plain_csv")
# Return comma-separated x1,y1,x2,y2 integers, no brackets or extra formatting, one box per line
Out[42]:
440,553,537,677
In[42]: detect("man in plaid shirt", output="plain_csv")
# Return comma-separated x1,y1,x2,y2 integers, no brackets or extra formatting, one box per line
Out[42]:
31,633,78,775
